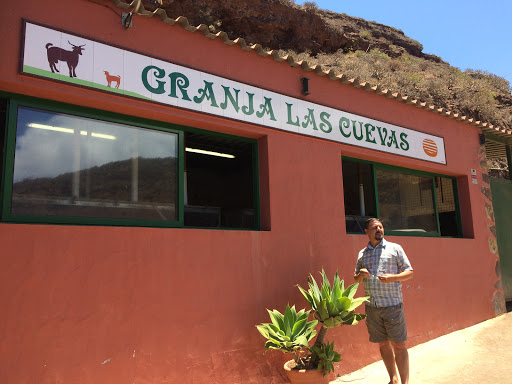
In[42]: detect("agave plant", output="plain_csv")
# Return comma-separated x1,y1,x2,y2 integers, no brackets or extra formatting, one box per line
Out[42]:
310,340,341,374
256,304,318,367
298,269,369,329
256,270,368,376
297,269,369,371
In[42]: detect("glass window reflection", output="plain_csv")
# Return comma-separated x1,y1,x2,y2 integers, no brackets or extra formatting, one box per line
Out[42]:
12,107,178,222
376,169,438,233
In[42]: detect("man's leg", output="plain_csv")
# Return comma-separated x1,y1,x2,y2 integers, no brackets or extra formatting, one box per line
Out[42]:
391,341,409,384
378,340,399,384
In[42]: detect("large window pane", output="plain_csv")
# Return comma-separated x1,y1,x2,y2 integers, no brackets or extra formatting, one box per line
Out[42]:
12,107,178,222
436,177,458,236
342,159,376,232
184,131,256,229
376,169,438,233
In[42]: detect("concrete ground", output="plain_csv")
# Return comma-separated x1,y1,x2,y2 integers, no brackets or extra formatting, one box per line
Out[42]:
332,311,512,384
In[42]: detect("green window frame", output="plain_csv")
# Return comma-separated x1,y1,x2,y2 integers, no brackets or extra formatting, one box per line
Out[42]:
342,156,463,237
0,96,260,230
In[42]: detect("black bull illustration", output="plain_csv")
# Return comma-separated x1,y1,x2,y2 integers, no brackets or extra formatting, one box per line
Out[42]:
45,41,85,78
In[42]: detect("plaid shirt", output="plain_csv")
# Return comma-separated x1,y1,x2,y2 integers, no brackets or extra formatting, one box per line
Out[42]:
355,238,413,308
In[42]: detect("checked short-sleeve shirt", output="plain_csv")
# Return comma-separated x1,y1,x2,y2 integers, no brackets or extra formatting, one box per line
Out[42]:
355,238,413,308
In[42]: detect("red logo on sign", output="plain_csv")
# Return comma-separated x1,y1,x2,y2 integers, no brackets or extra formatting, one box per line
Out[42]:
422,139,438,157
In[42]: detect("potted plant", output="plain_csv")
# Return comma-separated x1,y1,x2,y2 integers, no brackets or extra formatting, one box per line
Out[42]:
256,270,368,384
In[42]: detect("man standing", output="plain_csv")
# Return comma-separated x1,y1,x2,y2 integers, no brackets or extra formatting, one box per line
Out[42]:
354,218,413,384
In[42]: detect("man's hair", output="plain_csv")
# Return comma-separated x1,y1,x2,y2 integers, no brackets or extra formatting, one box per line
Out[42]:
364,218,382,230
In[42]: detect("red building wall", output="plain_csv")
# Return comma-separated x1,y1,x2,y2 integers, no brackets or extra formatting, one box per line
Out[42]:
0,1,500,383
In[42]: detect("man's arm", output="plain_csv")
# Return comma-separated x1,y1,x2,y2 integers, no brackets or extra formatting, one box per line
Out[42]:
377,269,413,283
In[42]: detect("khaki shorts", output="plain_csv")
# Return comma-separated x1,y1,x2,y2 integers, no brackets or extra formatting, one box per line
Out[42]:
365,303,407,343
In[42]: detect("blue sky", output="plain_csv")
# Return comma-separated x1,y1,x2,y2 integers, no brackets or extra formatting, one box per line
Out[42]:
295,0,512,88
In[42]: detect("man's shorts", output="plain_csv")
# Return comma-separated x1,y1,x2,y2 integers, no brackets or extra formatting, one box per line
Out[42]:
365,303,407,343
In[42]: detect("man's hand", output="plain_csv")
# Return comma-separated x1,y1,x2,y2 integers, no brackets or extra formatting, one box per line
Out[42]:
378,270,413,283
377,274,394,283
355,268,370,282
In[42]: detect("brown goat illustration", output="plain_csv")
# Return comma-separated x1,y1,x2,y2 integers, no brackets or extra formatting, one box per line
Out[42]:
103,71,121,88
45,41,85,78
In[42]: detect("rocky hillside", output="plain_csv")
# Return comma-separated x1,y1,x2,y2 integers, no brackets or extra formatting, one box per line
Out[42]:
144,0,435,59
135,0,512,147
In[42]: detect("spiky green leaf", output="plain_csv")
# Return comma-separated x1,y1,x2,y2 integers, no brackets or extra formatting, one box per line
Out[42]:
342,282,359,299
308,274,322,303
321,269,331,292
347,296,370,312
291,317,307,338
339,312,367,325
317,299,330,321
330,279,343,304
334,296,351,312
321,284,331,303
333,271,344,294
267,308,285,329
297,284,315,309
325,298,338,317
283,304,295,337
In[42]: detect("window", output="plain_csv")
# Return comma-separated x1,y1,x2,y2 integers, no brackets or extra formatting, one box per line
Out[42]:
342,158,461,237
1,98,259,229
342,161,376,232
184,131,257,229
9,106,179,223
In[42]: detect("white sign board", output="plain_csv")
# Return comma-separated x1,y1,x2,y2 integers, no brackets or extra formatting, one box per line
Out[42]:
21,21,446,164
